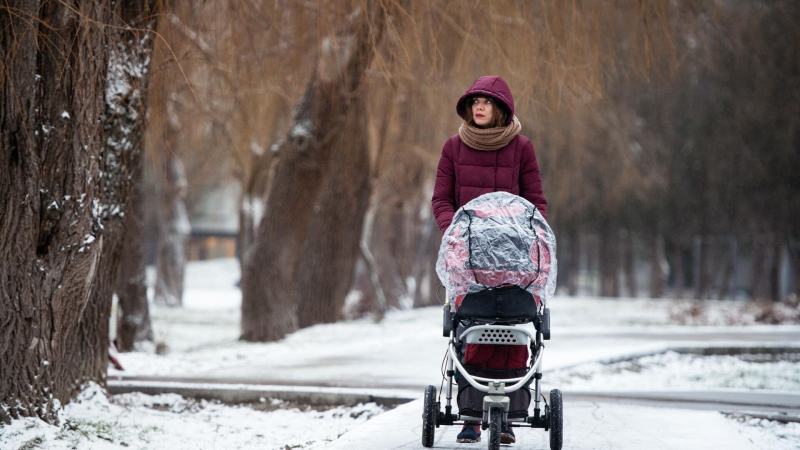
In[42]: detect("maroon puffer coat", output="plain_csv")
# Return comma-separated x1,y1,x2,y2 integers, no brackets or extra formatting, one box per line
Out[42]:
431,76,548,234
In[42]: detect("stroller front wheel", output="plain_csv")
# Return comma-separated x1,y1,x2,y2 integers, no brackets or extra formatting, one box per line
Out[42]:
488,408,502,450
422,385,436,447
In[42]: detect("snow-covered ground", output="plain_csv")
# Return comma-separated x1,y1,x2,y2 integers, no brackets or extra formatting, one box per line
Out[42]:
104,259,799,396
549,350,800,391
0,383,383,450
4,258,798,449
728,414,800,450
322,398,800,450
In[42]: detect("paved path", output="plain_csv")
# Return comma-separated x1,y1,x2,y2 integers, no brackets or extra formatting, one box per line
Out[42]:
112,302,799,449
322,399,759,450
113,327,800,390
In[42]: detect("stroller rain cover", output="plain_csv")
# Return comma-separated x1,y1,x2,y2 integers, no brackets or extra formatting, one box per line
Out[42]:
436,192,557,307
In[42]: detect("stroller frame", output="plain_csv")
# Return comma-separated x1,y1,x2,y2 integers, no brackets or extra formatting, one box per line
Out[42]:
445,323,544,426
422,285,563,450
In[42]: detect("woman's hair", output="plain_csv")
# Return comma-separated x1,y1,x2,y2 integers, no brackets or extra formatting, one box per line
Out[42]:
463,95,509,128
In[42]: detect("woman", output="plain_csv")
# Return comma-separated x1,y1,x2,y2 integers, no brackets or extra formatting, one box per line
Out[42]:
432,75,547,233
431,76,548,445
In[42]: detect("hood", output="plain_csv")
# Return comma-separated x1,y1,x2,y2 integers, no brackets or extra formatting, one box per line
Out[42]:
456,76,515,126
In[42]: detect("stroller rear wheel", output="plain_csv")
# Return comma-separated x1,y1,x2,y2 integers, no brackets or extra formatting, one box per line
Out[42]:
422,385,436,447
549,389,563,450
488,408,502,450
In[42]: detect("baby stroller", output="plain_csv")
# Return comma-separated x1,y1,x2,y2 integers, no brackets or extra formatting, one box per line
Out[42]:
423,192,562,450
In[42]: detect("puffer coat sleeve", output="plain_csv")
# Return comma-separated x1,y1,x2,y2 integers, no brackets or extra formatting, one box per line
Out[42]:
432,138,457,233
519,141,548,220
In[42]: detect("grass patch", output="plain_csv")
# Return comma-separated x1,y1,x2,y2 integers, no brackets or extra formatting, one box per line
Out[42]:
135,424,163,443
19,435,46,450
66,419,128,446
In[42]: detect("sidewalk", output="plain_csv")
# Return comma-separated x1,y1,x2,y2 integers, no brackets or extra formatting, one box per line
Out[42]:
322,399,759,450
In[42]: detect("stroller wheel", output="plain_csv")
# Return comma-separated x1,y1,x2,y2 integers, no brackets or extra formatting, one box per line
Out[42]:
549,389,563,450
422,385,436,447
488,408,502,450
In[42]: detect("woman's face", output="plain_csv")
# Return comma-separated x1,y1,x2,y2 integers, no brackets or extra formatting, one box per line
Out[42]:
471,97,494,127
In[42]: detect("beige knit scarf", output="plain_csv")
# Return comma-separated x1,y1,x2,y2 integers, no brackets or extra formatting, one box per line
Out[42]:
458,115,522,151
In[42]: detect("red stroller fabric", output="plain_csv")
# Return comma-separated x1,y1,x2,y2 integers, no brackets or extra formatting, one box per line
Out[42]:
464,343,529,369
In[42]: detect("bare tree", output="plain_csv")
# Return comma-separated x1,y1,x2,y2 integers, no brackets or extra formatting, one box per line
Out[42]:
241,3,387,341
116,155,154,350
107,1,159,351
1,0,158,423
154,152,190,307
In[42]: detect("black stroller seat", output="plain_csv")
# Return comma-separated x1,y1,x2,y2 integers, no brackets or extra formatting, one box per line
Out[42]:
453,285,539,325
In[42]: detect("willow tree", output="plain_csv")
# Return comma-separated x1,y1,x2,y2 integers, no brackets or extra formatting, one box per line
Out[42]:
241,2,387,341
1,0,158,422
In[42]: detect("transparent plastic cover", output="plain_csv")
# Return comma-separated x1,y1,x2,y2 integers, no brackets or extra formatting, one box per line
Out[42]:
436,192,557,307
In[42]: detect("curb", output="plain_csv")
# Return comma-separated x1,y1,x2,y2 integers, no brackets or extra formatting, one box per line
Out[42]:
564,390,800,414
108,380,416,408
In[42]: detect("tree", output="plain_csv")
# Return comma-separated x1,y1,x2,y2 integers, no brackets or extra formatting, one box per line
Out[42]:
1,0,158,423
154,153,190,307
116,155,154,351
241,2,387,341
106,0,158,351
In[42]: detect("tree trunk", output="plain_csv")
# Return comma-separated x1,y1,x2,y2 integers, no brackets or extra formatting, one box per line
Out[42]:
360,188,388,320
357,72,394,318
789,237,800,298
696,235,713,300
412,214,442,308
649,230,667,298
109,3,157,351
769,232,783,302
672,243,684,299
717,237,738,300
1,0,156,424
599,224,620,297
751,235,768,300
567,227,581,296
237,134,279,272
295,95,373,328
238,190,265,270
623,230,637,297
154,154,189,307
241,5,386,341
116,159,154,351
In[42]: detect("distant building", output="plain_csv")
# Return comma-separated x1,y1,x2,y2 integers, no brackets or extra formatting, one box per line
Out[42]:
188,182,240,261
188,229,238,260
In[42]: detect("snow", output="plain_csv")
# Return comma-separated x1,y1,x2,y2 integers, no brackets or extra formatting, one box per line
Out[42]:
323,399,767,450
250,137,265,155
548,350,800,392
115,258,799,389
241,196,265,230
6,258,798,449
729,415,800,449
0,383,384,450
290,120,312,139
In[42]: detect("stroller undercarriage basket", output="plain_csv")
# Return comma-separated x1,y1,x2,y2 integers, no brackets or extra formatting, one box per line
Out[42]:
457,366,531,420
